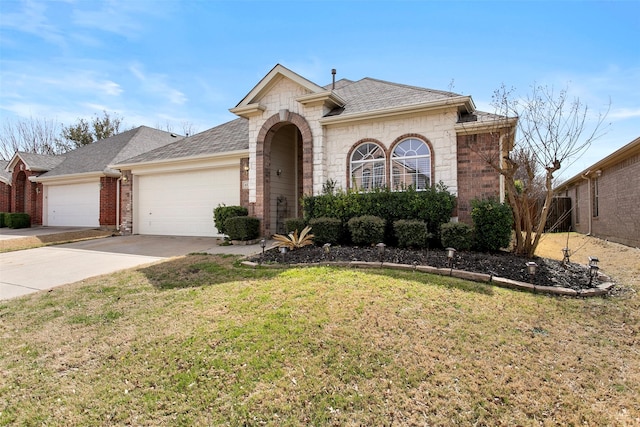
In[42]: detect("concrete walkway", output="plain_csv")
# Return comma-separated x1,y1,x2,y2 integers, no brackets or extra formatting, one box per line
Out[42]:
0,230,269,300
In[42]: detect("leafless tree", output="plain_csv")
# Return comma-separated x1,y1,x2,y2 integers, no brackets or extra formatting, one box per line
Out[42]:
462,84,608,257
0,116,65,159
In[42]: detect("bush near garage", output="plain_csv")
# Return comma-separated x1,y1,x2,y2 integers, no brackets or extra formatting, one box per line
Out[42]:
5,213,31,229
213,205,248,236
225,216,260,241
284,217,307,235
0,212,7,227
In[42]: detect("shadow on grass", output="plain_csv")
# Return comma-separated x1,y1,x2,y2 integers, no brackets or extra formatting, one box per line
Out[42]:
141,254,494,296
140,254,282,290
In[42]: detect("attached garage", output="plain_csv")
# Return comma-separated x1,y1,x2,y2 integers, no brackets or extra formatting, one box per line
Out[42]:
45,181,100,227
135,166,239,237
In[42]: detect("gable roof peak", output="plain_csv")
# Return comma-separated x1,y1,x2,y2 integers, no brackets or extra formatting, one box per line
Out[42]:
232,63,327,110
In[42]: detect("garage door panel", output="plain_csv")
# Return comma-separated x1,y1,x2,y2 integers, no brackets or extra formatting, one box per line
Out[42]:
137,168,239,237
47,182,100,227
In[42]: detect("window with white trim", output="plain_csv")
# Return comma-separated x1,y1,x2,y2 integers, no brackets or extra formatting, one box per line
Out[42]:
391,138,431,190
350,142,386,190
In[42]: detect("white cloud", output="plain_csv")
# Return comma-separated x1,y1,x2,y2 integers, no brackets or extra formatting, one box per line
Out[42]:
609,108,640,120
129,63,187,105
0,0,67,47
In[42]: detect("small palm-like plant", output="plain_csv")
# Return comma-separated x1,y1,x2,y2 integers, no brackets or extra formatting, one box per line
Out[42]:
272,226,314,250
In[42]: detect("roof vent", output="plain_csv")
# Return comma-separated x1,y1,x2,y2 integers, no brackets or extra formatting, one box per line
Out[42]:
331,68,336,90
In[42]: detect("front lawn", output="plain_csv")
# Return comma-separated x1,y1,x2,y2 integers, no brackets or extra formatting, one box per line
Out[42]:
1,245,639,425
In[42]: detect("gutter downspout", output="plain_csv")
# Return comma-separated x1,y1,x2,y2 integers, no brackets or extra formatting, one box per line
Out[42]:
581,171,591,235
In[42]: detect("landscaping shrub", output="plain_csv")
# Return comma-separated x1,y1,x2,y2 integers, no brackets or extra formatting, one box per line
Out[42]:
6,213,31,229
440,222,473,251
284,217,307,234
302,183,455,243
308,217,343,245
393,219,432,248
213,205,248,235
0,212,6,228
225,216,260,241
347,215,385,246
471,198,513,252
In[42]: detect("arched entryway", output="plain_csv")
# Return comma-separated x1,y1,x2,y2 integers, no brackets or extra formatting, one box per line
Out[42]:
256,111,313,236
14,171,27,213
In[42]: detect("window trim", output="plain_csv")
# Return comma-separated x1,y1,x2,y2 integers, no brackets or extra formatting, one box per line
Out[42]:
389,135,433,191
348,140,387,191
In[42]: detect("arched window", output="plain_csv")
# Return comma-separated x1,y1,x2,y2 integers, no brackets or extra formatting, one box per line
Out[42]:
391,138,431,190
350,142,385,190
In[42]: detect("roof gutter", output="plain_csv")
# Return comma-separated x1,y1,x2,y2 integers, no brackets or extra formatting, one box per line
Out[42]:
319,96,474,125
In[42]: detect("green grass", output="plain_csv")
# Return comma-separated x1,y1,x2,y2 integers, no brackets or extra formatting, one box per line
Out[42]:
1,254,639,426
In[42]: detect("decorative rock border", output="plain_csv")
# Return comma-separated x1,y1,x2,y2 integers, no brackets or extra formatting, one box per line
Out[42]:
240,260,615,297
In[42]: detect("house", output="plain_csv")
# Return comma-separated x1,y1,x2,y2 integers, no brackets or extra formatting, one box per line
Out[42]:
3,127,182,228
554,137,640,248
113,64,515,237
4,64,515,237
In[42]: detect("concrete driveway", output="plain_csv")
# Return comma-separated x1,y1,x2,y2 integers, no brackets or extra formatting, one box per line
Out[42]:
0,233,265,301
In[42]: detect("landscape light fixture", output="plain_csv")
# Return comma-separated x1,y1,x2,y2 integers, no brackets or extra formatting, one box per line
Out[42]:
376,243,386,262
260,238,266,257
526,261,538,283
280,246,288,263
562,247,571,265
446,247,457,275
588,256,600,286
323,243,331,258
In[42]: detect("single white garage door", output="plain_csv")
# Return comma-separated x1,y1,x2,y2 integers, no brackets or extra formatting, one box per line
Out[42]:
46,182,100,227
136,167,239,237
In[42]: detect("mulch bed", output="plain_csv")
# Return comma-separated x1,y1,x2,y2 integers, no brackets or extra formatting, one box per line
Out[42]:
250,245,604,292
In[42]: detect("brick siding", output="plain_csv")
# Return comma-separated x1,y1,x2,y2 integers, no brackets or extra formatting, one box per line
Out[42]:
456,133,502,224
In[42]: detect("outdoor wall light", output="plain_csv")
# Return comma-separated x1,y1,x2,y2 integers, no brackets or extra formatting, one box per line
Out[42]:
276,168,283,176
526,261,538,283
376,242,386,262
244,164,250,172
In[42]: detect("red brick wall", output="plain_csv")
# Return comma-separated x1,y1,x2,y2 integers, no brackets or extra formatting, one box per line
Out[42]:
99,176,118,228
0,182,11,212
10,160,43,225
456,133,502,224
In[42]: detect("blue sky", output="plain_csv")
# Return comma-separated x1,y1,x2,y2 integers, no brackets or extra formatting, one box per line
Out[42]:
1,0,638,181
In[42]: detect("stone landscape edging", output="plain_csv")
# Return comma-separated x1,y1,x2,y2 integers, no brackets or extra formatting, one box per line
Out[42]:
240,259,615,297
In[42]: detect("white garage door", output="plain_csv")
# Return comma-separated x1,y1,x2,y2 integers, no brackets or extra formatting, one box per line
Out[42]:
47,182,100,227
137,167,239,237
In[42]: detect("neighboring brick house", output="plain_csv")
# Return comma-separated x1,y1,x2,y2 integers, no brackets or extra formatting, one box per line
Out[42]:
0,161,12,213
554,136,640,248
3,127,182,228
113,64,515,237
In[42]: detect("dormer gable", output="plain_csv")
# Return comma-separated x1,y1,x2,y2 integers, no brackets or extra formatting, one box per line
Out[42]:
230,64,345,118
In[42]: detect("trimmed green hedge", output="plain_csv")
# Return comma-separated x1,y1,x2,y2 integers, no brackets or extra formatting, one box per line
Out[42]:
284,217,307,235
440,222,473,251
6,213,31,229
0,212,6,228
308,217,343,245
347,215,385,246
225,216,260,241
302,183,455,244
471,198,513,252
214,205,248,235
394,219,432,248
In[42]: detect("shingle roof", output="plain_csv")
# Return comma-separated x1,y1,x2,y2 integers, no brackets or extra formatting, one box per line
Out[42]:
16,152,65,171
326,78,463,116
40,126,182,178
114,118,249,165
0,160,11,184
